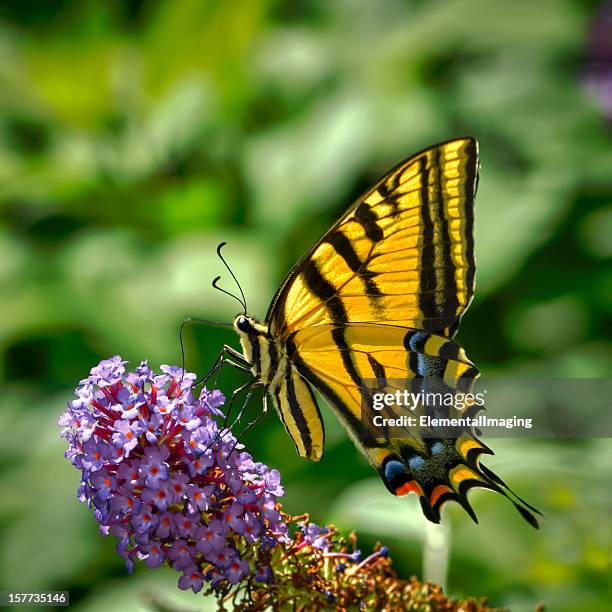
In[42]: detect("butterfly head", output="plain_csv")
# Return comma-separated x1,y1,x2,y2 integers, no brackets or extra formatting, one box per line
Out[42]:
233,314,268,336
233,314,254,334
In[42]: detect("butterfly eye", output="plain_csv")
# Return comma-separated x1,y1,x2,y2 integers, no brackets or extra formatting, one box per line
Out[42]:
236,316,250,332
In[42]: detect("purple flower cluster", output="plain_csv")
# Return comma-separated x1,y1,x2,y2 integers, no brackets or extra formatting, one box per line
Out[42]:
585,3,612,120
59,357,290,592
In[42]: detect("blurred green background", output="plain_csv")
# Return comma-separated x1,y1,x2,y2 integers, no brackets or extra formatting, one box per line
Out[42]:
1,1,611,610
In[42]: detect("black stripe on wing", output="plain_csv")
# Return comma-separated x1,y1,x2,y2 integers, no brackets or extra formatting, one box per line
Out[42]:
464,138,477,297
354,201,383,242
284,366,314,456
323,230,383,313
418,155,437,330
302,259,348,323
433,147,460,326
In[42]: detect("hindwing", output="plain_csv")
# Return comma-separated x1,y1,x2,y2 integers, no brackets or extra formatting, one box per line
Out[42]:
270,362,325,461
289,323,539,526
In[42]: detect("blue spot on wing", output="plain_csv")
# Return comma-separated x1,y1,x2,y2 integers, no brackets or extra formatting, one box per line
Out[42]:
431,441,444,454
383,460,407,489
408,456,425,471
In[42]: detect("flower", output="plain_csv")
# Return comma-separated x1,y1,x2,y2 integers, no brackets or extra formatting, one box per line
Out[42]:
61,357,503,610
585,2,612,120
299,521,330,551
59,357,291,593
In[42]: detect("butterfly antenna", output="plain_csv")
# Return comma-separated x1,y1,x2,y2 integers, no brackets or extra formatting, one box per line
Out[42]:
183,316,234,330
212,276,246,312
216,242,248,314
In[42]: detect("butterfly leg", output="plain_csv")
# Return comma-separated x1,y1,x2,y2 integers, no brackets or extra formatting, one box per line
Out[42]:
218,375,259,431
227,382,272,431
198,344,251,387
206,376,259,451
227,384,255,430
228,391,270,454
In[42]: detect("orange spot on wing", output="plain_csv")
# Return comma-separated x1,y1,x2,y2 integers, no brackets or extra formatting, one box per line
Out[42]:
430,484,452,507
395,480,424,497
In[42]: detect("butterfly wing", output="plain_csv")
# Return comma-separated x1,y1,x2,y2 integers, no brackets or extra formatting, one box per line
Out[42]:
266,137,478,339
290,323,540,526
264,137,539,525
270,362,325,461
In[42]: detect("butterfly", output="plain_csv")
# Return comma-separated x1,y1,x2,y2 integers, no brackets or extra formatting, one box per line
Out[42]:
206,137,541,527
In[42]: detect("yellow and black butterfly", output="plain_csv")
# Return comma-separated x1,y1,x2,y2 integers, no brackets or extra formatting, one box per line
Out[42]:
206,137,541,527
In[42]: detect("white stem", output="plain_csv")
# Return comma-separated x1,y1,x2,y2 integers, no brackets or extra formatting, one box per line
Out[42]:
422,519,451,590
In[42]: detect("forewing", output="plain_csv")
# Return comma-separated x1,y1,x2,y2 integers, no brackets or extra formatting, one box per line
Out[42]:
267,138,478,339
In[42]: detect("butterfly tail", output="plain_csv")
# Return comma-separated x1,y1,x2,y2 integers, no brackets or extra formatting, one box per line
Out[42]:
376,435,542,528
